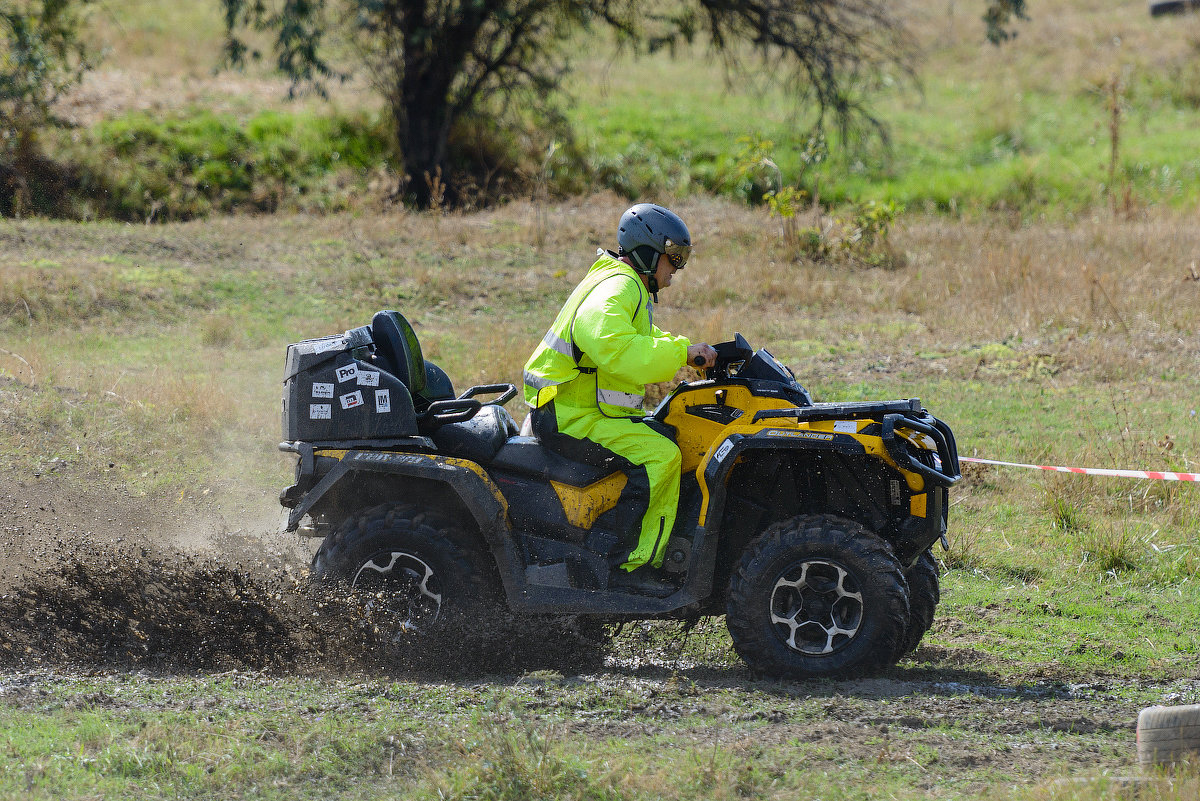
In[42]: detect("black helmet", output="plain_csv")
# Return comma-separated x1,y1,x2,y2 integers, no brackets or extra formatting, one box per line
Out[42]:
617,203,692,276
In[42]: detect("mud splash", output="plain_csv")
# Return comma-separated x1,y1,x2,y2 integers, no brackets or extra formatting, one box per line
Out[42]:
0,543,612,676
0,548,344,672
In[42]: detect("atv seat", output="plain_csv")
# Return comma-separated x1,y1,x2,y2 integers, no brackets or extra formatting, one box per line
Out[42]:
430,404,519,464
491,436,630,487
370,310,457,410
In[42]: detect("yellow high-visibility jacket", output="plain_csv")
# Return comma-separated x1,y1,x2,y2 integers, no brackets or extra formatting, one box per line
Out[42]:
523,252,689,417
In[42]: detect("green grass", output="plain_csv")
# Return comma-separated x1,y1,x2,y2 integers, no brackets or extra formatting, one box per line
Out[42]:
50,110,394,221
4,3,1200,794
553,3,1200,214
16,0,1198,219
2,670,1194,801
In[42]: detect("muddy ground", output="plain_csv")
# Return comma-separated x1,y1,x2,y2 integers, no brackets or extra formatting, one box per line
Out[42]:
1,476,1192,787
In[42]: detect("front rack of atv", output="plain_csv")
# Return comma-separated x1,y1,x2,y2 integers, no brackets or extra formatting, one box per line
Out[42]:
752,398,960,488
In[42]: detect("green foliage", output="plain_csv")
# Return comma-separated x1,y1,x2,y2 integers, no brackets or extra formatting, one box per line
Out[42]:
57,109,393,220
731,135,903,267
0,0,94,151
983,0,1029,45
0,0,97,216
786,200,905,268
221,0,915,207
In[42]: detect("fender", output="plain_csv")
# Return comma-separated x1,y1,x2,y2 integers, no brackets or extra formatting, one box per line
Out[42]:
696,429,871,528
662,430,873,602
688,427,948,571
284,446,527,599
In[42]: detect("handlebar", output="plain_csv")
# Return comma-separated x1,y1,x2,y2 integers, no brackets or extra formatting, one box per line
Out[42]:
703,334,755,380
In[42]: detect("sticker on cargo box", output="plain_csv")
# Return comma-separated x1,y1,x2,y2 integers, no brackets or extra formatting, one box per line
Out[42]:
833,420,858,433
713,439,735,463
375,389,391,414
312,337,345,354
339,391,364,410
335,363,359,384
312,382,334,399
309,403,332,420
357,371,380,387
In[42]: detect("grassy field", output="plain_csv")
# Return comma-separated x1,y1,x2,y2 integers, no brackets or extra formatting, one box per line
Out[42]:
30,0,1200,218
3,0,1200,798
2,198,1200,798
563,0,1200,212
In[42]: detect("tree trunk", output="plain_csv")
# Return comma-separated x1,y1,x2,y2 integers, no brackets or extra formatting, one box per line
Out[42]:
395,59,455,209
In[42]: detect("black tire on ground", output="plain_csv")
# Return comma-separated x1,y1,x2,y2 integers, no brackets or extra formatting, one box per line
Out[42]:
1150,1,1200,18
725,514,910,680
897,550,940,657
312,502,498,655
1137,704,1200,766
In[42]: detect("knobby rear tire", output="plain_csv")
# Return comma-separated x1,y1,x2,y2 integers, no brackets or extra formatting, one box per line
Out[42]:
312,502,498,659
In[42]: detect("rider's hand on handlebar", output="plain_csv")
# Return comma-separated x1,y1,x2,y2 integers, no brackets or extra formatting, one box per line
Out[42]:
688,343,718,369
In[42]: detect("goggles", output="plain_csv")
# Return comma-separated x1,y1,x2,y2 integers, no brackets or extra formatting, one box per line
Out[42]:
663,239,691,270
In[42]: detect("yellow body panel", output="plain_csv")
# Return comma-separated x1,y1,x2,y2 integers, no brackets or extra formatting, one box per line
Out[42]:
910,493,927,518
660,385,931,527
549,473,629,530
661,385,803,475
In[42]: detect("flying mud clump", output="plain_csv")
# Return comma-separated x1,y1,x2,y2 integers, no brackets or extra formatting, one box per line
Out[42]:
0,548,347,672
0,544,618,676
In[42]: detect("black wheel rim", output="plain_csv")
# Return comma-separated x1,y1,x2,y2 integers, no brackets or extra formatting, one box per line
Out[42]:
769,558,864,656
351,551,443,640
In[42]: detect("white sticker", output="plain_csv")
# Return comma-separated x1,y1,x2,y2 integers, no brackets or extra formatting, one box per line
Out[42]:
335,363,359,384
312,382,334,399
714,439,734,463
357,371,380,387
309,404,332,420
375,389,391,414
833,420,858,433
312,337,346,354
340,391,364,410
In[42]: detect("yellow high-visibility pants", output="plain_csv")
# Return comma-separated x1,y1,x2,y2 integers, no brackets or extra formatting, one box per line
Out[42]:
550,403,682,571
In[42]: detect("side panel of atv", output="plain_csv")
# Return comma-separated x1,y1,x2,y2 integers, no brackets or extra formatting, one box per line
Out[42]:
281,445,710,616
281,447,530,600
690,428,950,568
656,383,957,584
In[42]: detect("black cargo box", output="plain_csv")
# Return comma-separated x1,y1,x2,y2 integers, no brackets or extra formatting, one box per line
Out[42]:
282,326,419,442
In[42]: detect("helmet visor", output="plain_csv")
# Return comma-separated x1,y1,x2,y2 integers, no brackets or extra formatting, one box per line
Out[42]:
663,239,691,270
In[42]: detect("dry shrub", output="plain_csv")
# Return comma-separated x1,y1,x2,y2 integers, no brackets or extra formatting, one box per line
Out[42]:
199,313,238,347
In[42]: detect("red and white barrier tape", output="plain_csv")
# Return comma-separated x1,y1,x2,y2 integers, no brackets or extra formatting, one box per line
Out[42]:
960,456,1200,482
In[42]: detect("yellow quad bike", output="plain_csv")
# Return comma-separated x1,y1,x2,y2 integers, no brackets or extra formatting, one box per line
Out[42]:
279,311,961,678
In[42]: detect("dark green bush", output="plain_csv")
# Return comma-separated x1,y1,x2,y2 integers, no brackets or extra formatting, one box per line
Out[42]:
52,109,393,221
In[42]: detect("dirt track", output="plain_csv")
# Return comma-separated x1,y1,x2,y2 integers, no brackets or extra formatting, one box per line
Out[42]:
1,477,1194,786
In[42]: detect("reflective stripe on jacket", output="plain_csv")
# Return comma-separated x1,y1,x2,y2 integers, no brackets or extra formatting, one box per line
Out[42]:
523,252,689,417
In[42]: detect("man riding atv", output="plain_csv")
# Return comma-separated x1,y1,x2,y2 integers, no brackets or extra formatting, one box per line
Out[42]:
523,204,717,589
277,206,961,678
